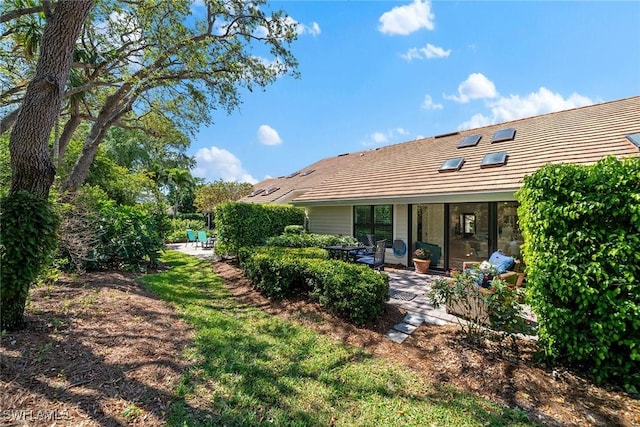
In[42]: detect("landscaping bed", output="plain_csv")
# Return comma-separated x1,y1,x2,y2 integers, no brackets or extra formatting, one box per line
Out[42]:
1,257,638,426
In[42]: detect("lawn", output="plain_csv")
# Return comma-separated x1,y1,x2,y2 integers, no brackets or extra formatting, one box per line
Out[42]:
141,251,533,426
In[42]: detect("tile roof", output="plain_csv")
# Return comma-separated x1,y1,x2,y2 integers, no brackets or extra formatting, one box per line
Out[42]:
240,96,640,205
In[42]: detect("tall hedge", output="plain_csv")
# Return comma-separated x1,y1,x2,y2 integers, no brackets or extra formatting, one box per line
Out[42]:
214,202,305,255
517,156,640,392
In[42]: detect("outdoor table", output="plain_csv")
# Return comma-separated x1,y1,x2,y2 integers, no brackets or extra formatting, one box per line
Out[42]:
323,245,364,262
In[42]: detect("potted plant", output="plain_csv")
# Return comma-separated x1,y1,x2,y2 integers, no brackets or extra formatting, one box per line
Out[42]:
413,248,431,274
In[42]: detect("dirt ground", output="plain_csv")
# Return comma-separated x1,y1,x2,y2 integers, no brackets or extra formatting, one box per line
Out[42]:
1,259,638,426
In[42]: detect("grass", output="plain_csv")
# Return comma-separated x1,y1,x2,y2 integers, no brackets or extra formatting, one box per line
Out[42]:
141,251,536,426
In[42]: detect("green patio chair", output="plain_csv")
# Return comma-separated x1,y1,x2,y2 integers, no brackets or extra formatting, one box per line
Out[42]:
197,230,214,250
186,229,197,246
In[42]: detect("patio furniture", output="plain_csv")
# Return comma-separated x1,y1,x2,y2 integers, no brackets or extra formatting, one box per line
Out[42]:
462,250,518,287
355,239,387,270
324,245,362,262
186,229,197,246
196,230,215,250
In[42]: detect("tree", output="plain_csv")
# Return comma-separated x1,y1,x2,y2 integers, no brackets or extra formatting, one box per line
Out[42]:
1,0,94,331
2,0,299,193
165,167,194,217
195,180,253,226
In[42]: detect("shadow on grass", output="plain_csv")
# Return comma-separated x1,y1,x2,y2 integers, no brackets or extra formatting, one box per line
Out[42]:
146,251,539,426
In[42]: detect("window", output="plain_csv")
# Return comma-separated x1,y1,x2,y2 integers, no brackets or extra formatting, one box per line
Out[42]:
480,151,508,168
438,157,465,172
248,189,264,197
491,128,516,143
457,134,481,148
262,186,280,195
626,132,640,149
354,205,393,247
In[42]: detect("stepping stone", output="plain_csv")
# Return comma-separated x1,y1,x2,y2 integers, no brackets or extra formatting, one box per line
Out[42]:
403,313,426,326
393,322,417,334
385,329,409,343
422,315,449,326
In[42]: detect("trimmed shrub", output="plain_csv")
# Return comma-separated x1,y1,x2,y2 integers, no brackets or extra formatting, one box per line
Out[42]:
215,202,305,255
266,232,357,248
517,156,640,392
240,246,389,324
240,246,326,299
307,260,389,325
284,224,305,234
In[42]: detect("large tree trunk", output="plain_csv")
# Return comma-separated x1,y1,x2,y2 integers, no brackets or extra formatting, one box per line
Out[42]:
9,0,93,198
2,0,93,332
62,89,132,193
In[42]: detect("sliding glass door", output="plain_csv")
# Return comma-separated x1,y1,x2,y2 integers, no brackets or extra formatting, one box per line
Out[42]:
448,202,490,270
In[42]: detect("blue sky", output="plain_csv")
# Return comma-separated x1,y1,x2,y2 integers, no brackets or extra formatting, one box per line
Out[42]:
191,0,640,184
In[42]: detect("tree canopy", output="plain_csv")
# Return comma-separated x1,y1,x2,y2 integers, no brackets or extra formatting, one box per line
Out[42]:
1,0,299,193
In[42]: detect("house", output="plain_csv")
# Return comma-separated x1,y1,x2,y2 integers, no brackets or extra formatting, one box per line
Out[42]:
240,96,640,271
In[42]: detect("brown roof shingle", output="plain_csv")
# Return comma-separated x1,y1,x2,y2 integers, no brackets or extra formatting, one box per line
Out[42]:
240,96,640,205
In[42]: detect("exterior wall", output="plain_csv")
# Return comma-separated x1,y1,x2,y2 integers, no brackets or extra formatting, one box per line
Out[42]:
306,205,352,236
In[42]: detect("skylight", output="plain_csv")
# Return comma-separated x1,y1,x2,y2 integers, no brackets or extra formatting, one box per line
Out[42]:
626,132,640,149
438,157,465,172
491,128,516,143
248,189,264,197
286,171,300,178
262,186,280,195
300,169,315,176
457,134,482,148
481,151,508,168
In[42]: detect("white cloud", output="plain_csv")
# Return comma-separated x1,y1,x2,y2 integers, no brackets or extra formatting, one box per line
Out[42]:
458,87,594,130
193,146,257,184
372,132,388,144
421,94,444,110
363,128,409,146
254,17,320,38
378,0,435,36
257,124,282,146
401,43,450,61
281,17,321,36
445,73,498,103
303,21,321,36
458,113,491,131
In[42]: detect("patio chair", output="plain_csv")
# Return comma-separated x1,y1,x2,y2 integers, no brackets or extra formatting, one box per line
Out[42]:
186,229,197,246
355,239,386,271
351,234,376,260
462,250,518,287
196,230,215,250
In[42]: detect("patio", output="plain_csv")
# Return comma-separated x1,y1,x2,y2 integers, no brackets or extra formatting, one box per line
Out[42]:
166,243,459,342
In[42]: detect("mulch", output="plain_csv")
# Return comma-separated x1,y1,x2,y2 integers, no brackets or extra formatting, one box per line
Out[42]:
1,260,638,426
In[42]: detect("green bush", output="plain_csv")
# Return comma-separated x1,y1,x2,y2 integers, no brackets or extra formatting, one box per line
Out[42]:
517,156,640,392
239,246,326,299
88,201,169,271
240,246,389,324
1,191,60,330
215,202,305,255
265,232,357,248
307,260,389,325
284,224,305,234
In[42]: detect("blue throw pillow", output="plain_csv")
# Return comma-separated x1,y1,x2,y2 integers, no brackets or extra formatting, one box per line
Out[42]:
489,251,515,274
